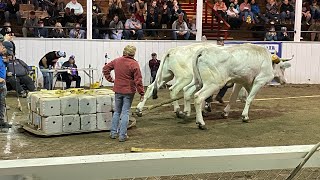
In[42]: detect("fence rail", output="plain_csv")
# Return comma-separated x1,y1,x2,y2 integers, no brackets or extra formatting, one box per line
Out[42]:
0,144,320,180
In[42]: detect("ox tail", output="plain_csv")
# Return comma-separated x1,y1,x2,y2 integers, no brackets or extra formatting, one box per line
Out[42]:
152,49,171,99
192,48,206,89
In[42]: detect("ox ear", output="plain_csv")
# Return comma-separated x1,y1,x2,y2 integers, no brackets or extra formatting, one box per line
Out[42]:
280,62,291,69
280,55,294,62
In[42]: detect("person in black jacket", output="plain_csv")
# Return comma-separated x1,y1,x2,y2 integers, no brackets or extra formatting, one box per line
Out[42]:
60,55,81,89
280,0,294,24
4,0,21,25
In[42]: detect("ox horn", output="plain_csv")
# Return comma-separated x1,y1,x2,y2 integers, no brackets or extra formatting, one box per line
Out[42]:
280,55,294,62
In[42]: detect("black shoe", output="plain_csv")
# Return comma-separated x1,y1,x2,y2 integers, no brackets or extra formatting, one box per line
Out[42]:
0,122,12,128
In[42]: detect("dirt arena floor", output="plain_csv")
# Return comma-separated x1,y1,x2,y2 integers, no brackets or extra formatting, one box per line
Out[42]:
1,84,320,161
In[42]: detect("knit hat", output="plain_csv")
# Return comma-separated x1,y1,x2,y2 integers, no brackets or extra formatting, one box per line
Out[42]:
57,51,66,58
123,45,136,57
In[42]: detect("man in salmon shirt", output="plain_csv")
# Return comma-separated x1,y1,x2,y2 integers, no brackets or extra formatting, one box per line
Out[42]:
103,45,144,142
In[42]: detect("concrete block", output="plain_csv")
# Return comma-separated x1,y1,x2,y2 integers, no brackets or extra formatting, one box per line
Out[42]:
30,93,42,112
38,97,61,116
60,95,79,115
96,112,112,130
32,112,42,129
41,116,63,134
62,115,80,133
96,94,112,113
80,114,97,131
78,95,96,114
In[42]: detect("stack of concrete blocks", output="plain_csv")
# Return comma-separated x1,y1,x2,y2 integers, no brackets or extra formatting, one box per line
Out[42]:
27,89,115,135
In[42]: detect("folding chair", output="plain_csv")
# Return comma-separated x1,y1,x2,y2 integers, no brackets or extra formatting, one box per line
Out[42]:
28,66,38,90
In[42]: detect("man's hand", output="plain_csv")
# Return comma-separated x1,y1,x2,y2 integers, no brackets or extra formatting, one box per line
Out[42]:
7,72,12,76
0,78,5,83
140,95,144,102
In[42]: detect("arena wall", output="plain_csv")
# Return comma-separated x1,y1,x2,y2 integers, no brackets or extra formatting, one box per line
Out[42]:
12,38,320,86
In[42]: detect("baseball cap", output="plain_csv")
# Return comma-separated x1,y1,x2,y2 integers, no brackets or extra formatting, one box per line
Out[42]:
2,41,14,55
57,51,66,58
69,55,75,59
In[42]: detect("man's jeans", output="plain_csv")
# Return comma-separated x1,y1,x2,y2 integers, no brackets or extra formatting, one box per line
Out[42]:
40,66,53,90
0,85,7,123
110,93,134,139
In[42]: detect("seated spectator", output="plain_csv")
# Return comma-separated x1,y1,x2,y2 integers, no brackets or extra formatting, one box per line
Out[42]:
6,57,35,97
278,26,291,41
4,0,21,25
160,1,171,29
135,9,146,29
251,0,268,23
98,15,110,39
65,0,83,21
214,0,227,21
146,7,159,37
170,0,184,23
126,0,136,13
280,0,295,24
266,0,280,23
188,15,196,39
310,0,320,20
239,0,254,23
50,22,66,38
309,19,320,41
172,12,190,40
302,1,312,25
227,3,242,29
69,23,86,39
108,0,123,19
92,3,102,27
233,0,240,12
123,13,144,40
22,11,39,37
109,15,124,40
63,7,77,27
148,0,160,15
135,0,147,15
35,20,49,38
60,55,81,89
265,22,278,41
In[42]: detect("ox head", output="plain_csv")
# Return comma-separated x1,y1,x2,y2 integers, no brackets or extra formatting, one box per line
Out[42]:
271,53,293,84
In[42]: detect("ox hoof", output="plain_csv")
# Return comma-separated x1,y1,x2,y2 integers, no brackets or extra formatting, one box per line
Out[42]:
176,111,186,119
241,116,250,123
204,104,212,112
135,111,143,117
221,112,228,119
197,124,207,130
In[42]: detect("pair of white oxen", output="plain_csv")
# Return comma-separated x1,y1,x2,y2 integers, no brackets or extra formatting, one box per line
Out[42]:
136,43,293,130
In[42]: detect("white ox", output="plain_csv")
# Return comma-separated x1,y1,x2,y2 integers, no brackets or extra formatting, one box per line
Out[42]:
183,44,292,129
136,43,218,117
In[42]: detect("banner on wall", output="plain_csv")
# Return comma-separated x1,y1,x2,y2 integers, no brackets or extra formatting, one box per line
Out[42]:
224,42,282,57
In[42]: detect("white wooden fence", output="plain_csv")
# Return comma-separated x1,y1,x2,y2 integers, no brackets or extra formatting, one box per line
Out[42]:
0,144,319,180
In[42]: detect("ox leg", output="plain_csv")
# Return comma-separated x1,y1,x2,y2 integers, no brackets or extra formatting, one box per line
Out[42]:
169,80,189,118
222,84,242,119
194,84,219,130
183,80,197,117
241,80,268,122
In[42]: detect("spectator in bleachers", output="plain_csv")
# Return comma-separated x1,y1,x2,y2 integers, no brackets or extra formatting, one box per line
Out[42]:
214,0,227,21
109,15,123,40
172,12,189,40
92,3,101,27
35,19,48,38
135,0,147,15
265,0,280,23
50,22,66,38
65,0,83,21
4,0,21,25
309,19,320,40
170,0,182,23
227,3,241,29
265,21,278,41
126,0,136,13
302,0,312,25
123,13,144,40
148,0,159,15
22,11,39,37
63,7,77,27
239,0,255,23
159,1,171,29
97,15,110,39
233,0,240,12
188,15,196,40
280,0,295,24
251,0,268,23
6,57,35,98
108,0,123,19
69,23,86,39
278,26,291,41
146,7,159,37
135,9,146,29
310,0,320,20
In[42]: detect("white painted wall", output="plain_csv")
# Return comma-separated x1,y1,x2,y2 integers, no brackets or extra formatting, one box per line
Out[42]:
12,39,320,87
